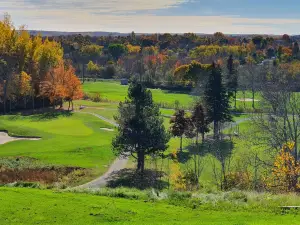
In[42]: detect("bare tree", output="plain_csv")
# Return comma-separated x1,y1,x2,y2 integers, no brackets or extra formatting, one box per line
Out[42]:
238,63,263,109
254,63,300,162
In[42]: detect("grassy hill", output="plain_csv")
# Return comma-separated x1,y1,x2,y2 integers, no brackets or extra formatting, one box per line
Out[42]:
1,187,299,225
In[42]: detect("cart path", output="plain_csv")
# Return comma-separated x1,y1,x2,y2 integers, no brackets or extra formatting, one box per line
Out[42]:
75,111,127,189
75,112,249,189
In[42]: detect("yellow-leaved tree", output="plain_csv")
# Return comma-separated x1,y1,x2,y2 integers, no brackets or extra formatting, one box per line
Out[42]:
266,142,300,192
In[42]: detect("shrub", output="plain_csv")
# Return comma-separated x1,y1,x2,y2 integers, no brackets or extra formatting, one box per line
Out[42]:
5,182,41,188
91,93,101,102
83,92,90,100
225,172,252,190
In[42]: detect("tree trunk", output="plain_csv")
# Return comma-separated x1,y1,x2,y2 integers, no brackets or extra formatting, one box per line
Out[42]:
137,150,145,173
180,136,183,152
214,121,219,140
71,101,74,111
82,63,85,84
59,98,63,109
243,91,246,109
68,101,71,111
202,132,205,143
252,89,255,109
195,132,199,145
32,95,35,111
3,79,8,114
234,90,237,109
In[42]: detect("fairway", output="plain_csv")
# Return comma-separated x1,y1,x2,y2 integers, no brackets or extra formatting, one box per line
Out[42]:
83,81,264,111
0,112,116,185
1,187,299,225
83,81,195,108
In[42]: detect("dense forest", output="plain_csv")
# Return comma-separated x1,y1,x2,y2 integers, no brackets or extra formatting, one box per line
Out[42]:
2,12,300,113
0,14,83,113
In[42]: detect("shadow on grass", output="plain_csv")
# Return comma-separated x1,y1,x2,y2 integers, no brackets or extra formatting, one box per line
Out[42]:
176,151,192,163
30,111,73,122
5,109,73,121
185,139,234,160
107,168,168,190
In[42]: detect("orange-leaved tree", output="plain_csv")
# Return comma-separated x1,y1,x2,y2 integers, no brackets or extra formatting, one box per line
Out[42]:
266,142,300,192
40,61,82,109
64,64,83,110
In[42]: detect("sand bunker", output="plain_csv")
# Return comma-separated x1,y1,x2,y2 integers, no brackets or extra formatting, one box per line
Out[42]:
236,98,260,102
0,131,41,145
100,128,114,132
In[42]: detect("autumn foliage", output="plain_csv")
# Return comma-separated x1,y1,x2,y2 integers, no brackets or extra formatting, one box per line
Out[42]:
266,142,300,192
0,14,83,112
40,61,83,110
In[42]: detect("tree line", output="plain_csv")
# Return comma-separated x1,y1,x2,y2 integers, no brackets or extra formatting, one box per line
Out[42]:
0,14,83,113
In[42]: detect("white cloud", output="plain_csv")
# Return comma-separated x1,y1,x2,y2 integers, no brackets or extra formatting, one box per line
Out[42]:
1,0,189,13
1,0,300,34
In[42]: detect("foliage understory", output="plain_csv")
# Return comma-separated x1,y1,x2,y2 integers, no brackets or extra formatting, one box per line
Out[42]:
1,187,300,225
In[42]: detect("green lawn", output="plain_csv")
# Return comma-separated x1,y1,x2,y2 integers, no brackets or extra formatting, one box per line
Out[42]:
0,112,116,184
83,81,265,111
83,81,195,108
0,187,299,225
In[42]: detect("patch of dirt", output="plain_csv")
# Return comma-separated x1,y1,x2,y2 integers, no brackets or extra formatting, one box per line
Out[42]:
236,98,260,102
100,128,114,132
0,167,82,184
0,131,40,145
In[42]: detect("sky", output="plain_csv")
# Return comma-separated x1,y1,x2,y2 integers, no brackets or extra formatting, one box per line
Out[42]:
1,0,300,34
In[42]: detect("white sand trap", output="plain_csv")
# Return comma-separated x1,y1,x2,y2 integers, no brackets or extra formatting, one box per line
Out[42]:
237,98,260,102
0,131,41,145
100,128,114,132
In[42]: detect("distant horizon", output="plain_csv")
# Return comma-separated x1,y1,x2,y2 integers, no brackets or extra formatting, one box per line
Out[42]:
2,0,300,35
26,30,291,37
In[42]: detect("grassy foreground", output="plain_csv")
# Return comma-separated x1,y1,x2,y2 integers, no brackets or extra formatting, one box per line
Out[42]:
1,187,300,225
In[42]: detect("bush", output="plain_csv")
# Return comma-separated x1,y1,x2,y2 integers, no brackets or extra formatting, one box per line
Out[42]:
69,187,148,200
91,93,101,102
225,172,252,191
5,182,41,188
83,93,90,100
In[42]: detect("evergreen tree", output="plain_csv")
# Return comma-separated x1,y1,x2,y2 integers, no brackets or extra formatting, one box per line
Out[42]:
204,63,232,139
293,42,300,59
170,109,187,152
226,55,238,108
112,82,169,173
192,102,210,144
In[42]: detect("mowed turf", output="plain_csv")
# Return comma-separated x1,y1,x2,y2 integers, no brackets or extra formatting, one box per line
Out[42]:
0,112,115,173
83,81,268,112
83,81,195,108
1,187,299,225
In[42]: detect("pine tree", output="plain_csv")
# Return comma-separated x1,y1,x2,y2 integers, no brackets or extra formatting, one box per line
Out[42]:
192,102,210,144
226,55,238,108
204,63,232,139
112,82,169,173
170,109,187,152
293,42,300,59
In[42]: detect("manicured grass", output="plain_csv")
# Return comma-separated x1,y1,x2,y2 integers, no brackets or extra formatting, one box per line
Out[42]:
83,81,265,111
1,187,299,225
0,112,116,181
83,81,195,108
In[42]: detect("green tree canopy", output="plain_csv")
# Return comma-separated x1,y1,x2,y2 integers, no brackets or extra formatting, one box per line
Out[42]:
112,82,169,173
204,63,232,139
108,44,127,61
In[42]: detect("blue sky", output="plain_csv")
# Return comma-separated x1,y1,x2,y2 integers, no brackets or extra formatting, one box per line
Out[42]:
1,0,300,34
